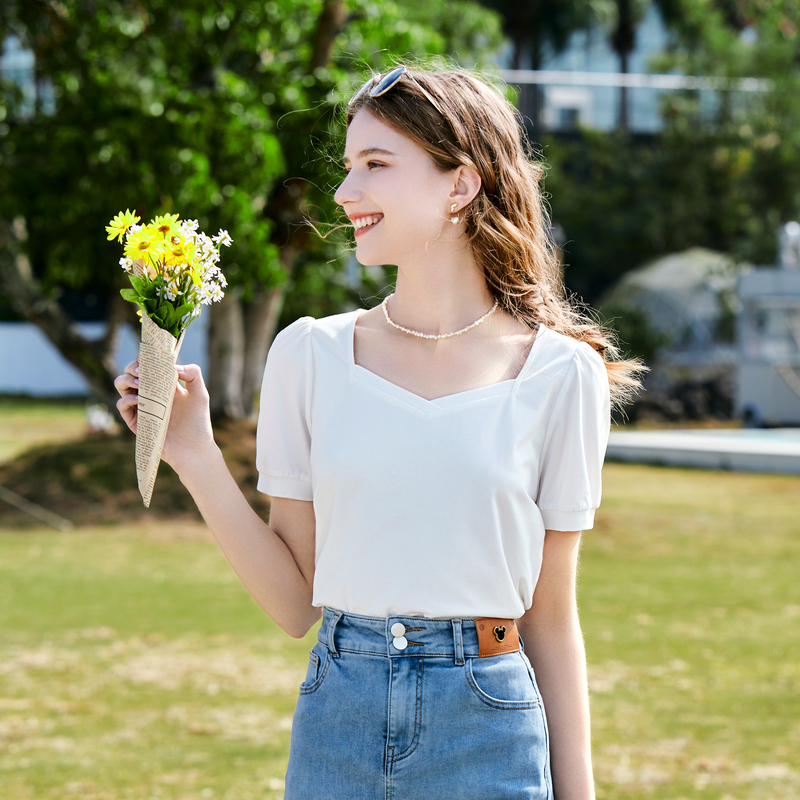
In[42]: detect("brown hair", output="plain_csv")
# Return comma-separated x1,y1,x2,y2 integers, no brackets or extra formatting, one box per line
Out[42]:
346,67,644,407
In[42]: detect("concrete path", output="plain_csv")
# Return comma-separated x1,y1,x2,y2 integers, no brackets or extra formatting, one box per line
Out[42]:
606,429,800,475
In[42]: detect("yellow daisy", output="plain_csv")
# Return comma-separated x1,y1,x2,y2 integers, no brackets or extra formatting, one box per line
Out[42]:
105,209,141,242
164,236,195,268
152,213,181,239
123,227,166,267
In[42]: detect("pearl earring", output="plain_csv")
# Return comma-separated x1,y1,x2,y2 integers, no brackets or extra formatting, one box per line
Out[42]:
450,203,459,224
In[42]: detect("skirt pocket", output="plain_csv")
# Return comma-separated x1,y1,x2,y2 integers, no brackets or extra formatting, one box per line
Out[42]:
299,641,332,695
465,651,542,710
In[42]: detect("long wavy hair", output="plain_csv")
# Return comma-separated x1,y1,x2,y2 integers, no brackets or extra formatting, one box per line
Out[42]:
346,66,644,407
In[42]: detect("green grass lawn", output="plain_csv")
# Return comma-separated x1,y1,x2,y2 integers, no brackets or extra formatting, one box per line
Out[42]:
585,465,800,799
0,397,88,464
1,416,799,798
0,520,314,800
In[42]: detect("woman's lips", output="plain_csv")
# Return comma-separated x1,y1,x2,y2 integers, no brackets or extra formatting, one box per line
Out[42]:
352,214,383,237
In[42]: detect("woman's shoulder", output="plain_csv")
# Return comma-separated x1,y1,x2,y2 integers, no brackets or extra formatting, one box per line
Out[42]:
270,309,361,358
276,309,361,338
531,325,604,370
519,325,608,400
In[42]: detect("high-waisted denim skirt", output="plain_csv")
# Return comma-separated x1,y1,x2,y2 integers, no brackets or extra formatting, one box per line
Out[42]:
284,608,552,800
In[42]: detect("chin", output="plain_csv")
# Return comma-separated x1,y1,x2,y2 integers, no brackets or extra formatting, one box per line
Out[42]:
353,248,391,268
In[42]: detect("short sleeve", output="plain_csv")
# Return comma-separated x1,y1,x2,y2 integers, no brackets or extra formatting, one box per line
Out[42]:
536,343,611,531
256,316,314,500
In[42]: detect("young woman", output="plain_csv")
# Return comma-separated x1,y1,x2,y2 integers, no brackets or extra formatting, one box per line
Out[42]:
116,65,641,800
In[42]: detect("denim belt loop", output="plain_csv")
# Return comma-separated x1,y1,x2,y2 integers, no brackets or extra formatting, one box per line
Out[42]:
326,609,343,658
452,619,465,665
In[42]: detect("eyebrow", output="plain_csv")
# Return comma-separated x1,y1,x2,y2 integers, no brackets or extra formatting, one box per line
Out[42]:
343,147,398,165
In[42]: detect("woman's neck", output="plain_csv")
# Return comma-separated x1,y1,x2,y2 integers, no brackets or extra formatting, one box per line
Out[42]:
389,251,495,337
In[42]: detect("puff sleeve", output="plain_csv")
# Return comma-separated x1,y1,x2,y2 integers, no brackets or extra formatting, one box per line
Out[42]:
536,343,611,531
256,316,314,500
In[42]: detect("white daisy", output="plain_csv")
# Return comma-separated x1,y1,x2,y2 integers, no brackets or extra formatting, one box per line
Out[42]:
213,229,233,247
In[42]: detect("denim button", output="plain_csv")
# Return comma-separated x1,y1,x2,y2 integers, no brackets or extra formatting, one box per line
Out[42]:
393,636,408,650
390,623,406,638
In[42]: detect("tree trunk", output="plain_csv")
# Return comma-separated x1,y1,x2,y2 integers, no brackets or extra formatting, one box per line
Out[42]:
309,0,348,70
529,33,544,137
241,287,285,417
618,50,630,131
0,217,121,406
206,291,246,420
206,286,286,420
205,0,349,421
612,0,636,132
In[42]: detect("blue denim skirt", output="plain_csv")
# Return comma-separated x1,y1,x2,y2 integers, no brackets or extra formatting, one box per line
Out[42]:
284,608,552,800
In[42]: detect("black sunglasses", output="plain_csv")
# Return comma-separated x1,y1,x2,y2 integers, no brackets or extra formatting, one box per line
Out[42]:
348,65,444,115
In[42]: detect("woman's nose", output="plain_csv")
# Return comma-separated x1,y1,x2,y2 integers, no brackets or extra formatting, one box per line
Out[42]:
334,171,359,207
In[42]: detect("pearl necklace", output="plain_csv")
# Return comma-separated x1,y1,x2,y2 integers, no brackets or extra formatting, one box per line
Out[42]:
381,294,499,340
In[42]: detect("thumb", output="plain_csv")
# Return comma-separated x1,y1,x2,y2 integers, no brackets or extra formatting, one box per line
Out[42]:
176,364,208,397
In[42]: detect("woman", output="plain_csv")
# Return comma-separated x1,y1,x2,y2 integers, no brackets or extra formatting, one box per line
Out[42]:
116,65,641,800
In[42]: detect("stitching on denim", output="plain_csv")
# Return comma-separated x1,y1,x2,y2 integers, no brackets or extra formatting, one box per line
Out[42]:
391,659,424,763
385,656,396,798
298,649,331,695
385,745,394,800
453,619,465,665
334,645,477,658
335,646,389,656
325,609,342,658
465,656,541,710
540,702,553,799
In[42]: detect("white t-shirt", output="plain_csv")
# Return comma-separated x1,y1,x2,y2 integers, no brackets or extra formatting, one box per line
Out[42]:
256,310,610,619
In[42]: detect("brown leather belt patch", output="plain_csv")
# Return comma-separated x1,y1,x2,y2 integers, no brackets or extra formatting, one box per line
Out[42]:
474,618,520,657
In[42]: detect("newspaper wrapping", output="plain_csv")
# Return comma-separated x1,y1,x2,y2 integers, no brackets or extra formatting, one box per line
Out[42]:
134,297,185,508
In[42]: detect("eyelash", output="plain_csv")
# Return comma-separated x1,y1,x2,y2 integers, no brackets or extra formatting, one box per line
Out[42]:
343,161,385,176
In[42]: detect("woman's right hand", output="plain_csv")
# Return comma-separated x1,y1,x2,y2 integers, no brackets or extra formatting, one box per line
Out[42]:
114,360,217,473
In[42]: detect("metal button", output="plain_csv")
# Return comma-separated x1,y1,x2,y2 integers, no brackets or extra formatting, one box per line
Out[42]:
393,636,408,650
390,622,406,638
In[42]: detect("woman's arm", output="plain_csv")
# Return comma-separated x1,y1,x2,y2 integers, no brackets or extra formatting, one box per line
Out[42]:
115,361,320,638
517,530,594,800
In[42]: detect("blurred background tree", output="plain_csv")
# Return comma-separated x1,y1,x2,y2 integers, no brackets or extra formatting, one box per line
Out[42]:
0,0,502,417
2,0,799,402
540,0,800,351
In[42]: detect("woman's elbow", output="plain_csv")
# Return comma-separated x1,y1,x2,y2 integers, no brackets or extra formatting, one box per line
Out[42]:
281,606,322,639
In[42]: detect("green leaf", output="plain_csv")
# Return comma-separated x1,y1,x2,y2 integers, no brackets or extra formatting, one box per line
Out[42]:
120,288,140,303
163,307,179,328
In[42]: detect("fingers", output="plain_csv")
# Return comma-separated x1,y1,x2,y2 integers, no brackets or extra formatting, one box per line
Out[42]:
116,392,138,434
114,360,140,432
113,361,206,437
114,361,139,396
114,372,138,395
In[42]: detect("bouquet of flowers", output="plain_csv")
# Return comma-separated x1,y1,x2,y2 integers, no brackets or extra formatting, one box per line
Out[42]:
106,209,232,507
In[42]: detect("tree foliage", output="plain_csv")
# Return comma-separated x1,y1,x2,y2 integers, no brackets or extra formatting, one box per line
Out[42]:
543,0,800,304
0,0,502,408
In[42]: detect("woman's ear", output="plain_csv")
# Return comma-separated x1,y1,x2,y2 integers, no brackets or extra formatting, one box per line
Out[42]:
449,164,482,209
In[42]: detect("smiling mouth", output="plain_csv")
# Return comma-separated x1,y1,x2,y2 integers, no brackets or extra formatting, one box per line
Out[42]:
352,214,382,237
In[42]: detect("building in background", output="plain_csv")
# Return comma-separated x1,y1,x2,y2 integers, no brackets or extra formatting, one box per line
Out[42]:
736,223,800,426
501,6,767,136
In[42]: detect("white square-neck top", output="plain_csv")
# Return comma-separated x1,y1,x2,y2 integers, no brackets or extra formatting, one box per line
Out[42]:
256,309,610,619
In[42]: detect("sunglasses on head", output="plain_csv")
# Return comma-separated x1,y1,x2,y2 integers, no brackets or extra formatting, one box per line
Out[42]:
348,65,444,115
